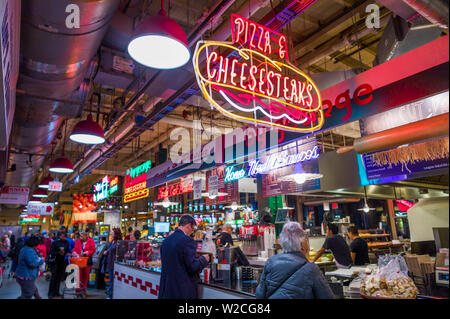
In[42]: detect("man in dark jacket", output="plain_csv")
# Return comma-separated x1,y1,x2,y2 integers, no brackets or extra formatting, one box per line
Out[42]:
256,222,334,299
158,215,209,299
218,224,234,247
48,231,70,298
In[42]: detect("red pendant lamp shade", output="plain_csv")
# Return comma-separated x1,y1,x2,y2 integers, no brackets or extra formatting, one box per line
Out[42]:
38,175,54,189
49,156,74,174
127,1,190,69
69,114,105,145
33,188,48,198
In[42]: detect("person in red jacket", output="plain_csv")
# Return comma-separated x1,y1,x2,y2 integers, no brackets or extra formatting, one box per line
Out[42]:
72,232,96,295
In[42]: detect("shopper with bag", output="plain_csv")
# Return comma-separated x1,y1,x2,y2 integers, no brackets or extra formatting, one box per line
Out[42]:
15,236,44,299
256,222,335,299
72,232,96,295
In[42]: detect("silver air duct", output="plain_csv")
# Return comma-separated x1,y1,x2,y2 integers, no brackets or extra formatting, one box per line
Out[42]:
6,0,120,187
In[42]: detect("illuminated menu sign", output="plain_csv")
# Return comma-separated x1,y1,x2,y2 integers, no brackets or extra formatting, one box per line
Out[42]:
93,175,120,202
193,14,323,132
124,161,151,203
157,179,193,200
224,143,320,182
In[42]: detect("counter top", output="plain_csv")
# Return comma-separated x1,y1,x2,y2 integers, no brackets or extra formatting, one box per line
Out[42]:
115,262,256,298
201,280,257,298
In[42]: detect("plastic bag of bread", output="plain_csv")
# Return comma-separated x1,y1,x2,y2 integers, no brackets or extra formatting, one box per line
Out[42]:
361,255,419,299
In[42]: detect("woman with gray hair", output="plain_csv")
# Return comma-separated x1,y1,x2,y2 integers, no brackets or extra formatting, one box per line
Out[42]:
256,222,334,299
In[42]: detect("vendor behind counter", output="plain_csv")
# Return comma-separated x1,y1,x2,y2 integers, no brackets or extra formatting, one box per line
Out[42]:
313,224,352,268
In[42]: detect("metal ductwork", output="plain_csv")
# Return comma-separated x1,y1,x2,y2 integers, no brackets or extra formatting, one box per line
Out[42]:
402,0,449,28
337,113,449,154
6,0,120,187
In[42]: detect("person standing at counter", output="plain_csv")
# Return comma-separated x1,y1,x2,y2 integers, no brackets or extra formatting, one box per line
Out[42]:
218,224,234,247
347,226,370,266
312,224,352,268
103,228,122,299
256,222,334,299
158,215,210,299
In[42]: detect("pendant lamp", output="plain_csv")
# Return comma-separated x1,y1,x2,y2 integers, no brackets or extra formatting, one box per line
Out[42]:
127,0,190,69
38,174,54,189
50,121,74,174
70,114,105,145
32,188,48,198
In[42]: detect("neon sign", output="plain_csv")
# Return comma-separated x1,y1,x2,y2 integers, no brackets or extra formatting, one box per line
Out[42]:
248,145,320,176
158,180,194,200
124,161,152,203
93,176,110,202
193,14,323,132
224,165,247,183
93,176,119,202
225,144,320,180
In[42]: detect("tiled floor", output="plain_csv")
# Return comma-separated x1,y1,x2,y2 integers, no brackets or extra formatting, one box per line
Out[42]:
1,264,107,299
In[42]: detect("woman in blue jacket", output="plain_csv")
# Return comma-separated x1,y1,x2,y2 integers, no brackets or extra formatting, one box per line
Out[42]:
16,236,44,299
256,222,335,299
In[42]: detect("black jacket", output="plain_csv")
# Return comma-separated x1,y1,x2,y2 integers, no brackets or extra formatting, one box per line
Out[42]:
158,229,208,299
49,239,70,264
218,232,233,247
256,251,335,299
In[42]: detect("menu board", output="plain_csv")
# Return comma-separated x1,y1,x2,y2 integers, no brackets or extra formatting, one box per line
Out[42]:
360,92,449,183
205,166,239,206
261,140,321,197
362,151,448,181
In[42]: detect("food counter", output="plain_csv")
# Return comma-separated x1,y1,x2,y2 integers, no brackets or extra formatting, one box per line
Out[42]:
113,240,255,299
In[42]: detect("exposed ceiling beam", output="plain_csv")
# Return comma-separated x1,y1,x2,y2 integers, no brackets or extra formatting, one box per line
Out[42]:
331,0,354,7
293,0,374,58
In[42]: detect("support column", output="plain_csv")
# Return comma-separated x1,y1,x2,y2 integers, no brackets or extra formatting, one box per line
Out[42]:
296,197,304,225
386,199,398,240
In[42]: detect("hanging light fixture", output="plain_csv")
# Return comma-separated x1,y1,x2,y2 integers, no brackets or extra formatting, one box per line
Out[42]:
358,186,375,213
278,165,323,185
32,188,48,198
154,198,178,208
202,192,228,199
50,120,74,174
69,114,105,145
127,0,190,69
38,174,54,189
28,197,42,204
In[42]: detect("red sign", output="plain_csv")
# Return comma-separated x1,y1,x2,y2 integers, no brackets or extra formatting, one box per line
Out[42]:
48,181,63,192
396,200,414,212
158,180,193,199
194,14,323,133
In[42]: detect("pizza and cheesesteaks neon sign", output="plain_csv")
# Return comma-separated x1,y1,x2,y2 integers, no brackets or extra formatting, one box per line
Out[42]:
193,14,323,132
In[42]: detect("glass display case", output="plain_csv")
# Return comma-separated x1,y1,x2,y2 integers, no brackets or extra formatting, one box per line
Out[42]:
116,240,162,273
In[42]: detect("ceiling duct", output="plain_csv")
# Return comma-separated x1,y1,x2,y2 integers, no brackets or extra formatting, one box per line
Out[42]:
374,0,446,65
402,0,449,28
6,0,120,187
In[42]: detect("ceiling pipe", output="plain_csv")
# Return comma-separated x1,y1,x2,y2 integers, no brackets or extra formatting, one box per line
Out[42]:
337,113,449,154
297,13,391,68
294,0,375,59
6,0,120,187
402,0,449,28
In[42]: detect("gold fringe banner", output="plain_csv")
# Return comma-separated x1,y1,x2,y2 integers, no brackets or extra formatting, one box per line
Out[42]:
372,137,449,167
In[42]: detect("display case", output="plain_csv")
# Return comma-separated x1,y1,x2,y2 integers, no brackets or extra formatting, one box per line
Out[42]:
116,240,162,272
